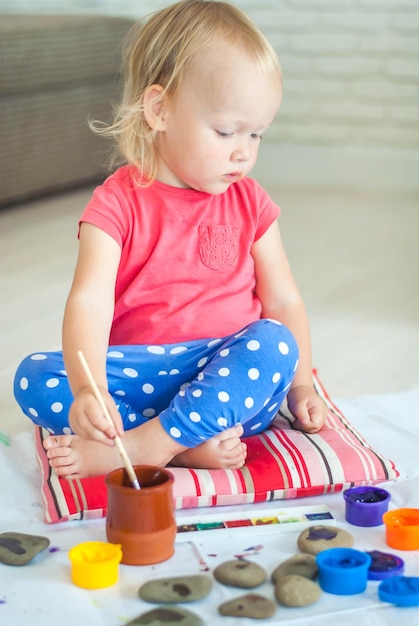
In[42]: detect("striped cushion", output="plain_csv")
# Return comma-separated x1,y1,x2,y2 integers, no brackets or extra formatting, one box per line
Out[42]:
34,371,398,523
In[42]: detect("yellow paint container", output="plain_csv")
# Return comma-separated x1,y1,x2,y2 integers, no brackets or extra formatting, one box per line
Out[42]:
68,541,122,589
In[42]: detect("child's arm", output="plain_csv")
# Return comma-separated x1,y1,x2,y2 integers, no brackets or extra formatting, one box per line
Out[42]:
252,220,327,432
62,222,124,445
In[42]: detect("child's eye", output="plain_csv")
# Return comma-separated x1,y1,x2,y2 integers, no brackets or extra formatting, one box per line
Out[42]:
216,130,232,138
251,133,263,140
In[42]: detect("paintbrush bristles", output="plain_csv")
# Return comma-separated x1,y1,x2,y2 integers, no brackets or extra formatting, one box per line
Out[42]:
77,350,141,490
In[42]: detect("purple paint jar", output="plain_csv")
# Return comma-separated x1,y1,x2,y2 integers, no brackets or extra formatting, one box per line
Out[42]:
343,486,391,527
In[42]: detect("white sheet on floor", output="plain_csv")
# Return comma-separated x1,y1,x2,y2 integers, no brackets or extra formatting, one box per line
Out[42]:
1,390,419,626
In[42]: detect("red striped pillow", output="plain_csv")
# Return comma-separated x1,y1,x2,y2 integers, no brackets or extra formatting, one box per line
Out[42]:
34,371,398,523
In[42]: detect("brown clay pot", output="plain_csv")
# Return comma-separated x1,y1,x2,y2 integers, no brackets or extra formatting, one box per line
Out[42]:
105,465,176,565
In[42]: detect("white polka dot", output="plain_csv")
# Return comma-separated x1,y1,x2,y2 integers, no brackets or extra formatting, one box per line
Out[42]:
142,383,154,394
272,372,281,384
108,350,124,358
189,412,201,423
197,372,204,381
219,349,230,357
217,417,228,427
250,422,262,431
128,413,137,422
180,382,191,391
218,367,230,377
245,397,254,409
293,358,299,371
170,346,187,354
234,328,248,338
268,402,279,412
143,408,156,418
115,390,126,396
63,427,72,435
158,370,168,375
263,398,270,407
170,427,182,438
278,341,289,355
46,378,59,388
20,377,28,390
218,391,230,402
51,402,63,413
123,367,139,378
247,340,260,351
147,346,165,354
197,357,208,367
169,369,180,375
248,368,260,380
192,389,202,398
179,389,186,397
31,353,48,361
59,370,67,376
29,407,38,417
207,338,222,347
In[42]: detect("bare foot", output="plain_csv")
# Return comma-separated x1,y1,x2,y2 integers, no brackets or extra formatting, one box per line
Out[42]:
43,418,187,478
44,434,124,478
170,425,247,470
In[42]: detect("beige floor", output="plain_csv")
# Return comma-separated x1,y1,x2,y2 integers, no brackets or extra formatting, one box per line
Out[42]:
1,180,418,435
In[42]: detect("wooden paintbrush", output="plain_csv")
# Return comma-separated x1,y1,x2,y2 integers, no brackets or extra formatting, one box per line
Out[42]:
77,350,141,490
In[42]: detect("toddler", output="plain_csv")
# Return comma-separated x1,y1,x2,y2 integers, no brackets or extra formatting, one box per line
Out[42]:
14,0,327,478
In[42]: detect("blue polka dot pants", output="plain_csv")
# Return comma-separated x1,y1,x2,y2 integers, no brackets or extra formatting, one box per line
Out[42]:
14,319,298,447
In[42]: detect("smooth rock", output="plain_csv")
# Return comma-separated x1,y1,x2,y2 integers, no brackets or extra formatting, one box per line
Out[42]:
219,593,277,619
271,553,318,583
274,574,322,607
125,606,203,626
0,531,50,565
139,575,212,603
213,559,267,588
297,525,354,556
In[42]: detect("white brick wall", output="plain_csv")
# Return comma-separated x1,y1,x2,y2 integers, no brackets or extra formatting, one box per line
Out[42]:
2,0,419,190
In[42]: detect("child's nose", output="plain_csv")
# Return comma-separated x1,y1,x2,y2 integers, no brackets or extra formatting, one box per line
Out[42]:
230,137,252,163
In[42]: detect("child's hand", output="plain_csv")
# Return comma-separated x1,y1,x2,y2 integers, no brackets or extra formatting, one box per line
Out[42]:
68,386,124,446
287,385,327,433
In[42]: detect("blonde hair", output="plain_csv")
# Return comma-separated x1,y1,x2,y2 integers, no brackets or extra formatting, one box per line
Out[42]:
92,0,282,183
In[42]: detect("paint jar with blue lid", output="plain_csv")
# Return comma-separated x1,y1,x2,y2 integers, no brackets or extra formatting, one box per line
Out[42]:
379,576,419,607
316,547,372,595
343,486,391,527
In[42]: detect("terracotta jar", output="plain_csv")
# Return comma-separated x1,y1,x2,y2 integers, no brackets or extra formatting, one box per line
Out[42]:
105,465,176,565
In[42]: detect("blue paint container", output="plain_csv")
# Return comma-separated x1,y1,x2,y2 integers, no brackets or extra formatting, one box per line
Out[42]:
316,548,372,595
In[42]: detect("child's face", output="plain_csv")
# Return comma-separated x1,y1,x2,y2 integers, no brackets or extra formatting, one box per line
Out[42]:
155,43,282,194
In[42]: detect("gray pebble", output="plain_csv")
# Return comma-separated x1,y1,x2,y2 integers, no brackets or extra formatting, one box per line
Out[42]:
271,553,318,583
0,532,50,566
125,606,203,626
213,559,267,588
139,575,212,603
219,593,277,619
297,525,354,556
274,574,321,607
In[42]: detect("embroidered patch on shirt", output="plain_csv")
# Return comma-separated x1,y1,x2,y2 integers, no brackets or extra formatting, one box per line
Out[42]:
198,224,239,270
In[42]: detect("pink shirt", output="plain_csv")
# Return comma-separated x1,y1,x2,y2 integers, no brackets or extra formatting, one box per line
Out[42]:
80,165,280,345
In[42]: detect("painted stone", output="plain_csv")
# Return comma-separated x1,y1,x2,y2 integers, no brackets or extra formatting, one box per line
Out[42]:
297,525,354,556
213,559,267,588
274,574,322,607
271,553,318,583
0,531,50,566
219,593,277,619
125,606,204,626
139,575,212,603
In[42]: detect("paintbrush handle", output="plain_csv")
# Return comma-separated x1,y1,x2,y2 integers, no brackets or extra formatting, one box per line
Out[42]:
77,350,140,490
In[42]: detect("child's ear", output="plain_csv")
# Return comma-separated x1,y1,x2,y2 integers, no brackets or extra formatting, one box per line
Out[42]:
143,84,167,131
